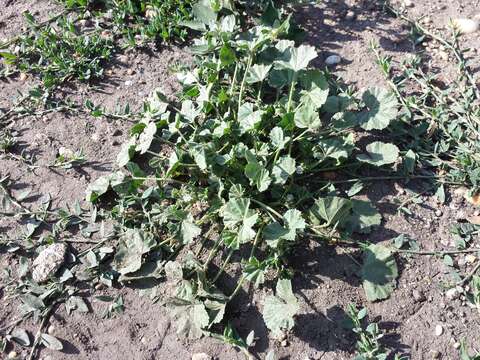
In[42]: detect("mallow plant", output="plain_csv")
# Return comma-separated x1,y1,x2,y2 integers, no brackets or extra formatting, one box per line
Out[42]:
84,0,402,353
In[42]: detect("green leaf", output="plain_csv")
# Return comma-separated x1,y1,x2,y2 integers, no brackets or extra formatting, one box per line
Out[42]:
294,104,321,129
238,103,263,134
113,229,156,275
116,137,136,167
189,143,208,170
246,64,272,84
299,70,329,109
283,209,306,240
268,68,295,89
179,218,201,244
244,257,266,287
40,334,63,351
245,154,271,192
346,200,382,233
220,44,236,67
361,244,398,302
10,328,30,347
263,279,299,336
65,296,89,314
314,136,353,164
85,175,110,202
309,196,352,227
264,209,305,247
223,198,258,244
275,44,317,72
357,142,399,166
169,299,209,339
358,88,398,130
270,127,289,150
272,155,296,185
192,1,217,24
136,122,157,154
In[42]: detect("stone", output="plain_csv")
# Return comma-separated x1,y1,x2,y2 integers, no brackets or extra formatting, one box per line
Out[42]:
435,209,442,217
8,351,17,359
192,354,211,360
403,0,413,7
345,10,355,21
32,243,67,283
435,324,443,336
325,55,341,66
453,341,461,349
445,287,460,301
452,18,479,34
48,325,55,334
466,254,477,264
412,289,426,302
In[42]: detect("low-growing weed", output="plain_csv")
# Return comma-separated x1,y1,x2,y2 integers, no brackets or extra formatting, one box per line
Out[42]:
374,3,480,197
0,13,113,88
81,0,402,343
346,305,388,360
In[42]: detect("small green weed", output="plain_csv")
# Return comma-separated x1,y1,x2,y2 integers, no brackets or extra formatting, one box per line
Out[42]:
59,0,194,46
0,13,113,88
373,4,480,196
346,305,388,360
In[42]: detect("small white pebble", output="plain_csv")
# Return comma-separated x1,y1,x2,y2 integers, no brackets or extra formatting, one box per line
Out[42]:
47,325,55,334
403,0,413,7
192,354,211,360
8,352,17,359
451,18,479,34
345,10,355,21
435,324,443,336
453,342,461,349
124,80,133,86
325,55,341,66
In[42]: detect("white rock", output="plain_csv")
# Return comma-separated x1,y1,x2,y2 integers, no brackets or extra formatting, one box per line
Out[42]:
403,0,413,7
451,18,479,34
466,254,477,264
8,351,17,359
453,341,461,349
435,324,443,336
325,55,341,66
445,287,460,300
345,10,355,21
192,353,211,360
124,80,133,86
32,243,67,283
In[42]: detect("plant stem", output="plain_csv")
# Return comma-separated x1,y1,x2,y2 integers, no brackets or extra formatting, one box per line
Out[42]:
237,53,254,117
397,248,480,256
250,198,283,219
457,262,480,286
308,174,463,185
203,235,223,271
228,274,246,301
287,73,297,112
212,247,235,283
